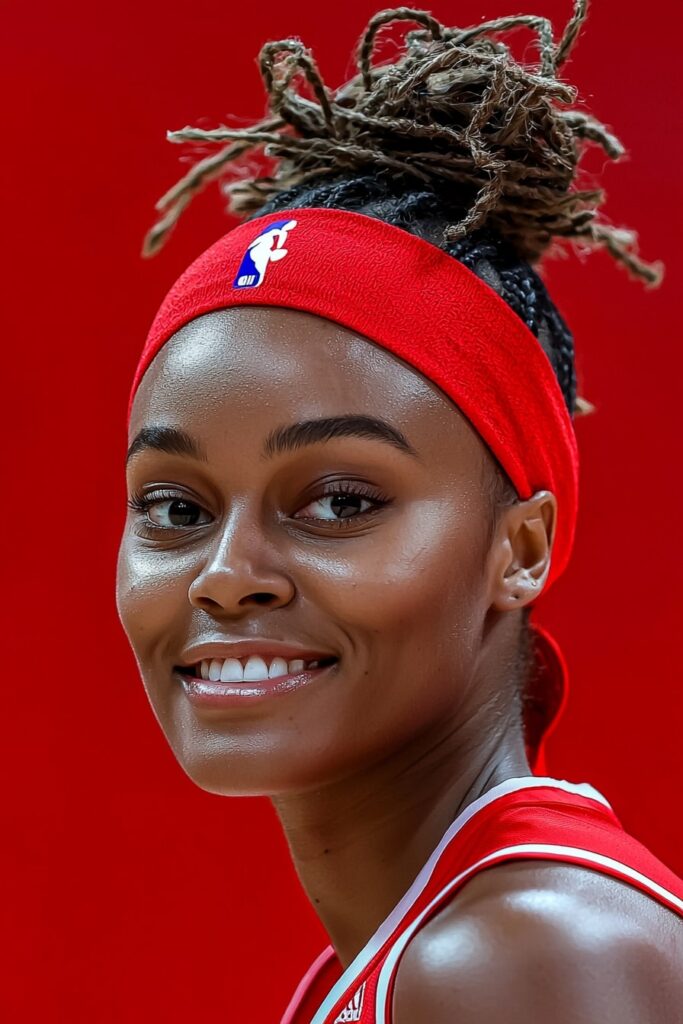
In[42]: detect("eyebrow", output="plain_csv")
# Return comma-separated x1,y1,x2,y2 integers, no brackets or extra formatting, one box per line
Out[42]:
126,415,418,467
263,415,419,459
126,426,208,466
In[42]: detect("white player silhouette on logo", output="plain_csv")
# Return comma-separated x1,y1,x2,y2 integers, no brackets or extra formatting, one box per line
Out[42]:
233,218,298,288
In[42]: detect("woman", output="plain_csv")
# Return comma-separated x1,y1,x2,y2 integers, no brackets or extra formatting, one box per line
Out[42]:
116,5,683,1021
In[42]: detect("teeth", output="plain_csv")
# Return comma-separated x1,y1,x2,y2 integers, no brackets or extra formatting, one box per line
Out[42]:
243,655,269,682
194,655,328,683
268,657,289,678
219,658,243,683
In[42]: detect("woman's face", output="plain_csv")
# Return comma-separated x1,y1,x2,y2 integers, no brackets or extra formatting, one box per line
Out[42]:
116,306,505,795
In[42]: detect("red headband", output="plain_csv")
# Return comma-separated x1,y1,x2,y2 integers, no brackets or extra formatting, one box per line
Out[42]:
129,207,579,771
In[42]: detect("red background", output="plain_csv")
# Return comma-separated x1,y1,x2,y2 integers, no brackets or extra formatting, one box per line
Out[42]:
3,0,681,1019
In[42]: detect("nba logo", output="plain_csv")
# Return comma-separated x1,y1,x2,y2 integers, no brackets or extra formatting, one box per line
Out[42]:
233,218,298,288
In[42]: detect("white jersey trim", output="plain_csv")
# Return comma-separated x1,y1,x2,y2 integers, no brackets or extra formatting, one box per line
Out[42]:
374,843,683,1023
308,776,611,1024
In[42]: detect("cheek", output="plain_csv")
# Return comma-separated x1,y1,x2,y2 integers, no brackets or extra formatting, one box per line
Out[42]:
115,534,189,658
289,497,491,761
300,499,487,642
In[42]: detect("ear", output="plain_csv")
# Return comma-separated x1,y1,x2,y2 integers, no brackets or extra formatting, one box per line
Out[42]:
487,490,557,611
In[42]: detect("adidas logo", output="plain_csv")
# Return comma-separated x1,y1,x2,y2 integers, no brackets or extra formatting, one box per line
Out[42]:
334,983,366,1022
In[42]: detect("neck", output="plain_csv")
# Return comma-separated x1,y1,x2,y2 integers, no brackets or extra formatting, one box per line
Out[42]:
271,707,531,968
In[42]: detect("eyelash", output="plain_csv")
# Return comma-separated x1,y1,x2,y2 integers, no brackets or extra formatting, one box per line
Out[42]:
126,481,392,535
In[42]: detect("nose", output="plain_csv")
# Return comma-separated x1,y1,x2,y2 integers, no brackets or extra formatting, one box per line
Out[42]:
188,509,295,616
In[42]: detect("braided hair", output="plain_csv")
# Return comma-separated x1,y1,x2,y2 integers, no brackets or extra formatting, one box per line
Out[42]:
141,2,660,732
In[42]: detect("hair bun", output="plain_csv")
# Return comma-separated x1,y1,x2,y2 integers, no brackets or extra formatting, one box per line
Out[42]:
144,3,661,286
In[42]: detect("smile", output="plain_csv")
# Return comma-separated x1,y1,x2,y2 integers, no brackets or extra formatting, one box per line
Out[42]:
175,657,338,709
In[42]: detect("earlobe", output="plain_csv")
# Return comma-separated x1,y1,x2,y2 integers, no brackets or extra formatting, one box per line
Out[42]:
488,491,557,612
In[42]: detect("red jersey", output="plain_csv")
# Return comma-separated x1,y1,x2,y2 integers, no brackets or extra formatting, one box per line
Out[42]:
281,777,683,1024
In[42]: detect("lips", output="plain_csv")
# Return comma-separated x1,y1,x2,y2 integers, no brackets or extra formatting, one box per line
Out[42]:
174,639,338,707
176,658,337,710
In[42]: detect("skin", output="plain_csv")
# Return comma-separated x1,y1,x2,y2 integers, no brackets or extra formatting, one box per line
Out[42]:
116,306,683,1020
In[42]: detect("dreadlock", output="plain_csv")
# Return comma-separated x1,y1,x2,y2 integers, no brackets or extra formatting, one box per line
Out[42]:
142,0,661,407
140,1,661,730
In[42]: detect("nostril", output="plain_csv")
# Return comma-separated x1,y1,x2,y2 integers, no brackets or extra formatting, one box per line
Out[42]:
248,592,278,605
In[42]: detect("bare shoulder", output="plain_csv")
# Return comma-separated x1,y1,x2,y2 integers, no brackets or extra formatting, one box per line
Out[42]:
392,861,683,1024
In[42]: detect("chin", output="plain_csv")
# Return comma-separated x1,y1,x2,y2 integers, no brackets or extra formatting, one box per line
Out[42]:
161,724,347,798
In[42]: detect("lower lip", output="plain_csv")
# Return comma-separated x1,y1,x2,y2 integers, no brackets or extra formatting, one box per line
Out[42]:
177,663,336,709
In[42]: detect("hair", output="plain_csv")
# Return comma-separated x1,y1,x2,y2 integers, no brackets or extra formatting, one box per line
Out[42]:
141,2,660,739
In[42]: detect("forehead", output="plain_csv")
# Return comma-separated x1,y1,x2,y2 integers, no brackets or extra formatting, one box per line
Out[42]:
129,306,483,467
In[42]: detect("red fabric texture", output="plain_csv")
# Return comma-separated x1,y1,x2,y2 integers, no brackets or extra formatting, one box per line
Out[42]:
128,207,580,770
283,784,683,1023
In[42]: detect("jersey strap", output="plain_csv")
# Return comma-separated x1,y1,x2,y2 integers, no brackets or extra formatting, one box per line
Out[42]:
280,776,683,1024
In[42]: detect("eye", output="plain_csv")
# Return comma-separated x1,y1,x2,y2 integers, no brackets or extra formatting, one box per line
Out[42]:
293,481,390,525
127,489,212,532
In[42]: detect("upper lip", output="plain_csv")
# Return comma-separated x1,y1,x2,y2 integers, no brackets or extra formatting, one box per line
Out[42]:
176,640,337,667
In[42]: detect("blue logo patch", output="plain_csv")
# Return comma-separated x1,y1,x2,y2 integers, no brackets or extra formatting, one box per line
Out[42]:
233,218,298,289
